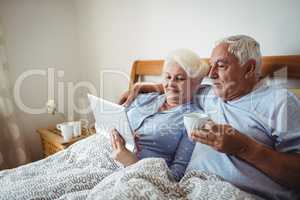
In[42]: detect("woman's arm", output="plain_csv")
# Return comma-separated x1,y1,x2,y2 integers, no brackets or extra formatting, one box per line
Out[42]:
118,82,164,106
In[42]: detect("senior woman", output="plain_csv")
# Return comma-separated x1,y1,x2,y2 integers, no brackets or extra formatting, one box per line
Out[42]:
110,49,209,181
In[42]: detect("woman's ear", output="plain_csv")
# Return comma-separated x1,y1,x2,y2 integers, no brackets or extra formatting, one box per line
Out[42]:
244,59,256,79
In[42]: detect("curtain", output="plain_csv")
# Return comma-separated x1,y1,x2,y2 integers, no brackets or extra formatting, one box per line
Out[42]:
0,22,29,170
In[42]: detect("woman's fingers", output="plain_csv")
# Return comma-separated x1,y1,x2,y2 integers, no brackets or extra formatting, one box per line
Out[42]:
111,129,126,150
115,135,124,150
110,131,117,150
111,128,123,149
116,132,125,145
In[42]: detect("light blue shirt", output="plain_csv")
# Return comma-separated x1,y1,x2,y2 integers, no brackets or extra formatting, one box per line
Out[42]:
187,82,300,200
127,93,197,181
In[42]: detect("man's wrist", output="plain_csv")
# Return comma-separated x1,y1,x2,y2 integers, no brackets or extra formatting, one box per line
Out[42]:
236,137,264,163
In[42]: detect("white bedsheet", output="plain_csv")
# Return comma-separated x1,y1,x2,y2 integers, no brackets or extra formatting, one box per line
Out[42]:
0,134,259,200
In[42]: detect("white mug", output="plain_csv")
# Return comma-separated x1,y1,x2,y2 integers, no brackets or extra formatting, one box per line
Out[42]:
56,122,74,142
183,112,210,137
70,121,81,137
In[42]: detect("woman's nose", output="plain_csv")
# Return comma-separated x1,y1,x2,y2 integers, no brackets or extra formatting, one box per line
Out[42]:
165,77,174,84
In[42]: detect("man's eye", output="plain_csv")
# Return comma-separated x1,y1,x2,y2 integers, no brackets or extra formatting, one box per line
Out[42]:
165,76,171,80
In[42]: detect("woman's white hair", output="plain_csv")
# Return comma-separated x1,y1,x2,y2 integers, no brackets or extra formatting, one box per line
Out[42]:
215,35,262,76
163,49,210,79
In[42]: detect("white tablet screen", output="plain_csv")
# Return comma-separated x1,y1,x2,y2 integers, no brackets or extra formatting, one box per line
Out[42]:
88,94,135,151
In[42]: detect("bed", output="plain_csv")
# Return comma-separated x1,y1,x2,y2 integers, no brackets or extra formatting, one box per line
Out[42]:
0,55,299,200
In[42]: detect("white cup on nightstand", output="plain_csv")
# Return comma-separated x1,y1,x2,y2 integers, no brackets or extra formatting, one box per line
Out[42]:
56,123,74,142
71,121,81,137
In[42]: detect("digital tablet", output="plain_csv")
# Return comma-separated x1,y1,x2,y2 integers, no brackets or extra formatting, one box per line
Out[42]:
88,94,135,152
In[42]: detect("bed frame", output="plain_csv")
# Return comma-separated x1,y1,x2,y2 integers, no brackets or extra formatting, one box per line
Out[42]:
129,55,300,87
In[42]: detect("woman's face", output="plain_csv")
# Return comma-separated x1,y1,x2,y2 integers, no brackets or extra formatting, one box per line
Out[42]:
163,63,200,105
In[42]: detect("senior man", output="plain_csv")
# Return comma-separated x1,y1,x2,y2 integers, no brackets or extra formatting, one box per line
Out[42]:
119,35,300,200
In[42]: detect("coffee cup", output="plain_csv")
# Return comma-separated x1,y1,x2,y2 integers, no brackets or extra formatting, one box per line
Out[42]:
56,122,74,142
70,121,81,137
183,112,210,137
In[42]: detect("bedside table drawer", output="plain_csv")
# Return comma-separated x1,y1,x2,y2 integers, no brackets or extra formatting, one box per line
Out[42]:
37,127,95,158
41,137,64,157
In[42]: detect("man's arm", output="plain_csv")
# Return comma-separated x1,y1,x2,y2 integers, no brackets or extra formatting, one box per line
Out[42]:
191,123,300,190
118,82,164,106
238,137,300,190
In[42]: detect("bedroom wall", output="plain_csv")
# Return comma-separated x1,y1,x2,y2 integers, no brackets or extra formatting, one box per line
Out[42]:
0,0,81,161
75,0,300,102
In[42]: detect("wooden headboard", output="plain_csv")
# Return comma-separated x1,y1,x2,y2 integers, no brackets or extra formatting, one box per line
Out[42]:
129,55,300,89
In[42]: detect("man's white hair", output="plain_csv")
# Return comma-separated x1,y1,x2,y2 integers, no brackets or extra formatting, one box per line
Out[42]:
215,35,262,75
163,49,210,79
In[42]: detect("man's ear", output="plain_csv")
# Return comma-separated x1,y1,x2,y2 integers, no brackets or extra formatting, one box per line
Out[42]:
243,59,256,79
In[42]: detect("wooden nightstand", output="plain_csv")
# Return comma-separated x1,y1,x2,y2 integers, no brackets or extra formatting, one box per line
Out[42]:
37,126,95,157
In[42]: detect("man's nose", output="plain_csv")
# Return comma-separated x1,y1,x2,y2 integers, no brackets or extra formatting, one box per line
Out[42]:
208,66,218,79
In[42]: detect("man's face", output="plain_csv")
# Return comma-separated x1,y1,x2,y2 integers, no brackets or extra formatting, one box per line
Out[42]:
209,43,250,101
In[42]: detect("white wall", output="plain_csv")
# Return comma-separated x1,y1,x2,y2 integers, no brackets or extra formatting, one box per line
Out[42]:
0,0,81,161
1,0,300,162
75,0,300,102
